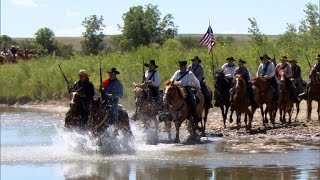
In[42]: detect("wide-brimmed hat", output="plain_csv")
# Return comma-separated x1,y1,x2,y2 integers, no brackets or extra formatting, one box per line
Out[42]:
178,60,188,66
316,54,320,60
260,54,271,60
289,59,297,63
79,69,90,76
238,59,246,64
280,56,288,61
191,56,202,63
107,67,120,74
226,56,235,61
144,60,158,68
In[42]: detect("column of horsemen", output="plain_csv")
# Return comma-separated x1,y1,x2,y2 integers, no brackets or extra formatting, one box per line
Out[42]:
65,54,320,132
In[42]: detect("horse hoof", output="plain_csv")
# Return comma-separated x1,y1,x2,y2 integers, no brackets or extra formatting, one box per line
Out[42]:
229,118,233,123
174,138,180,143
224,125,227,129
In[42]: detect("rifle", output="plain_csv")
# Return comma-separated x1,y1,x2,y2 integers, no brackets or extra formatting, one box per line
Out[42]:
142,57,145,83
99,57,105,100
58,64,70,93
305,54,312,68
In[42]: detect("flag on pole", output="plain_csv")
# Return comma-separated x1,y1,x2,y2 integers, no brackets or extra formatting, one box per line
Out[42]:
199,25,216,53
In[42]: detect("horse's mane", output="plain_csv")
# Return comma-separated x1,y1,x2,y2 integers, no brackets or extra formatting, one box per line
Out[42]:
164,80,187,99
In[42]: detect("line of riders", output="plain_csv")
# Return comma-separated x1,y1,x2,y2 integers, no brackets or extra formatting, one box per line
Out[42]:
64,53,320,135
0,45,35,64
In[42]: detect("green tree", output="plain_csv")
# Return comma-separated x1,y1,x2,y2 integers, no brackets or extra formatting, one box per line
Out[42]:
120,4,178,50
35,27,57,54
0,35,16,49
81,15,106,55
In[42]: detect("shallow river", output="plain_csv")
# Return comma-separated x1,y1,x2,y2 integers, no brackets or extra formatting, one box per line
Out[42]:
1,107,319,180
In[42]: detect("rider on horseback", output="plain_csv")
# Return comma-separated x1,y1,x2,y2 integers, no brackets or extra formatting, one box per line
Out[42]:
171,60,201,123
256,54,280,105
188,56,213,108
233,59,259,108
69,69,95,127
275,56,300,103
102,68,123,124
222,56,237,87
143,60,161,101
299,54,320,99
289,59,303,95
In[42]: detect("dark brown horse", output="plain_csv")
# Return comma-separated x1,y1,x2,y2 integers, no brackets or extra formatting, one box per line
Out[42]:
133,82,161,144
200,86,213,136
64,92,86,129
232,75,253,130
214,70,234,128
307,68,320,121
252,77,277,127
163,80,204,143
278,70,294,124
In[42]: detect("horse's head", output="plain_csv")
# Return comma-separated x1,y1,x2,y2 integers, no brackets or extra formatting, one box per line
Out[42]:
252,76,268,91
163,80,186,105
133,82,149,105
234,75,245,93
309,68,319,83
69,92,81,109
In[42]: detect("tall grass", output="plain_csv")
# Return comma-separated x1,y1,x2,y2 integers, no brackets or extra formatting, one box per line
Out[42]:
0,42,317,108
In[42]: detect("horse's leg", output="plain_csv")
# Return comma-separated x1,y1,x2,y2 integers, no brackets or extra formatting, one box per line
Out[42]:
295,102,300,122
318,101,320,121
174,121,181,143
201,108,208,137
220,106,226,128
260,105,266,128
154,115,159,143
236,110,241,130
307,99,312,121
229,105,234,124
165,120,172,140
288,105,293,124
264,105,269,124
244,107,251,130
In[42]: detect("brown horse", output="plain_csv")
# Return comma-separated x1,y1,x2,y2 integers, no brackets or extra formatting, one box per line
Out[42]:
163,80,204,143
252,77,277,127
64,92,85,129
307,68,320,121
133,83,161,144
89,98,132,137
214,70,234,128
278,70,294,124
232,75,253,130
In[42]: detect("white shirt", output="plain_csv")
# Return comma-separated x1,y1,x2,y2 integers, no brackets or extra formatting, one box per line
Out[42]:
144,70,161,87
170,70,201,90
222,63,237,78
256,61,275,79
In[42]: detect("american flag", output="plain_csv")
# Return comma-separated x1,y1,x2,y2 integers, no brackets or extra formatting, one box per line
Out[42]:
199,25,216,53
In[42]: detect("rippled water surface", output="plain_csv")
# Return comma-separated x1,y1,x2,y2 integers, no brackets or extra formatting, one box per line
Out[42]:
1,107,319,180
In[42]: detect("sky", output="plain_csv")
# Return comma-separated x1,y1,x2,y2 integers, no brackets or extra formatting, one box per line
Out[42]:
1,0,319,37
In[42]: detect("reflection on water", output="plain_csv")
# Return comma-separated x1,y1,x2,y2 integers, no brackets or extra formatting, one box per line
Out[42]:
60,162,320,180
1,108,320,180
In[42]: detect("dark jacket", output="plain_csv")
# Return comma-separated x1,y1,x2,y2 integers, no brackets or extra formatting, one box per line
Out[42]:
70,80,95,102
234,66,251,82
291,65,301,79
314,63,320,72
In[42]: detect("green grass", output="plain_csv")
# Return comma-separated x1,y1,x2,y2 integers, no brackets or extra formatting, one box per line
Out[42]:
0,42,317,109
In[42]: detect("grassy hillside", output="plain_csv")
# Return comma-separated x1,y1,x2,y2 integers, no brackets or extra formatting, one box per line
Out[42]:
0,42,315,108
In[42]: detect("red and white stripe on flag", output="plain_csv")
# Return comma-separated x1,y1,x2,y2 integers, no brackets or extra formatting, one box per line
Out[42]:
199,25,216,53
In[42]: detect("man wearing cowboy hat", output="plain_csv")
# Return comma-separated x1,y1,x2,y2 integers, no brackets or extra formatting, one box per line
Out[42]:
171,60,201,123
102,67,123,124
275,56,300,103
188,56,213,108
10,45,17,62
222,56,237,87
256,53,280,104
69,69,95,127
144,60,161,100
233,59,259,108
289,59,303,94
275,56,292,78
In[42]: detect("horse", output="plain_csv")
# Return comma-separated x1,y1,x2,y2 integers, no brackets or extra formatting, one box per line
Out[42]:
0,55,7,65
64,92,87,129
200,85,213,136
278,70,294,124
133,83,161,144
252,77,278,127
214,70,234,128
232,75,253,130
163,80,204,143
89,98,132,137
307,68,320,121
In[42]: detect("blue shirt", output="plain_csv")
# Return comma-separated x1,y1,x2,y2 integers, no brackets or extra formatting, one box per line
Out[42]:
103,79,123,100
